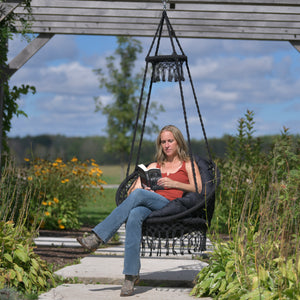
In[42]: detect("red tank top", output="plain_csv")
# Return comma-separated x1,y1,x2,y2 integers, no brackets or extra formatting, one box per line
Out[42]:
155,161,190,201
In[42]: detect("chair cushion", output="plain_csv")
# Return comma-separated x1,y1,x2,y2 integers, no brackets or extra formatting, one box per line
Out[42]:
147,156,218,219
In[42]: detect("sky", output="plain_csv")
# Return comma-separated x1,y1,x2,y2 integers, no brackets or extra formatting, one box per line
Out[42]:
7,33,300,141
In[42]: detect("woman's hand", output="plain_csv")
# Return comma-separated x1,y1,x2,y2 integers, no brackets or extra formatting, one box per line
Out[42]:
142,184,155,192
157,177,176,189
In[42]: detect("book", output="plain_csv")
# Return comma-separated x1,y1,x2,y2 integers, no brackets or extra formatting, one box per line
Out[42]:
137,164,164,190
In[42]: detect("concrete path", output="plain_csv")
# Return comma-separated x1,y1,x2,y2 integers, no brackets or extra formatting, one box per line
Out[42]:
37,225,213,300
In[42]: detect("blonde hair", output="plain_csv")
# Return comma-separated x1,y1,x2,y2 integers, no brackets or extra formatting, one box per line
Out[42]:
155,125,189,164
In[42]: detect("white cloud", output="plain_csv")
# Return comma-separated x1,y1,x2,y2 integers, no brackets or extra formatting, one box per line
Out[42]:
11,61,99,96
6,35,300,139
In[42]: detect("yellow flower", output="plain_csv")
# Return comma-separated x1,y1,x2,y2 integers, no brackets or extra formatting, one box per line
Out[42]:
42,201,48,206
91,180,97,186
55,158,63,163
27,176,33,181
72,170,77,175
59,224,65,230
61,179,69,183
53,197,59,204
52,162,58,167
24,158,30,162
71,157,78,162
48,201,52,206
44,211,50,216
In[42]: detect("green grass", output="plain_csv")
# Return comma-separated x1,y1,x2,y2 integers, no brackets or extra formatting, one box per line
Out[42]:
79,188,117,226
100,164,135,185
79,164,136,226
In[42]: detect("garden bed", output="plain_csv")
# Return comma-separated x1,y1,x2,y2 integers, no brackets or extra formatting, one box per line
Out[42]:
34,227,93,271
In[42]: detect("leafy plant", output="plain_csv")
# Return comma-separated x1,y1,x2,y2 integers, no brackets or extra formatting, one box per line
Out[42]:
25,157,106,230
0,1,35,168
193,111,300,299
0,222,55,295
213,110,268,234
0,159,56,295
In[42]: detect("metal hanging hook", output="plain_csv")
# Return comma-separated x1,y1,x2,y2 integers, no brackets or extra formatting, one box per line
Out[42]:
162,0,168,11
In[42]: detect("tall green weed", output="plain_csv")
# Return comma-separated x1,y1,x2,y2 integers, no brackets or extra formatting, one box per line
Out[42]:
0,159,55,296
192,111,300,299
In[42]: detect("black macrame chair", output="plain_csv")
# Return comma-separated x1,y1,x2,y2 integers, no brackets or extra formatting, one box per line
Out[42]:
115,9,220,256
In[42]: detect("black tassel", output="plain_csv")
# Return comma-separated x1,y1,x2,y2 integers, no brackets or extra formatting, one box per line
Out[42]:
141,238,145,257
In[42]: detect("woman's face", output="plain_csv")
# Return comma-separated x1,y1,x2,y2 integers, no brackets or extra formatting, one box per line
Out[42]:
160,130,178,158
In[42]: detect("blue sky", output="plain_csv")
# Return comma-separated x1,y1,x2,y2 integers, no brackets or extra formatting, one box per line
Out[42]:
7,34,300,140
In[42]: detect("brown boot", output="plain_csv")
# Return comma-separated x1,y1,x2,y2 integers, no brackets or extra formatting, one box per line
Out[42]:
77,232,103,252
120,275,140,297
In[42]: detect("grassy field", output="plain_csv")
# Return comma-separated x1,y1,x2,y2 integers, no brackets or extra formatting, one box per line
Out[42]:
100,164,136,185
79,188,117,227
79,165,129,226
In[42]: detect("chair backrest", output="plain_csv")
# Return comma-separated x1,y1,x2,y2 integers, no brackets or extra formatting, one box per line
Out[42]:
144,156,220,225
115,170,139,206
116,156,220,223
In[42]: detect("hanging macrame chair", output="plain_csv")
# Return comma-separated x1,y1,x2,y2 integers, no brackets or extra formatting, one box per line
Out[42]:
115,8,220,256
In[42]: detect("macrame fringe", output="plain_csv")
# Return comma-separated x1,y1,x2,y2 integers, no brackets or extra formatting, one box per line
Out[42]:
141,227,207,257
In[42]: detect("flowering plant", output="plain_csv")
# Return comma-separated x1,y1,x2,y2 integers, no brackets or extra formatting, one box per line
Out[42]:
25,157,106,229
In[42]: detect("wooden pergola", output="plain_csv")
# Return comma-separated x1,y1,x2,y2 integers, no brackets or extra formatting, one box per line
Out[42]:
1,0,300,166
2,0,300,76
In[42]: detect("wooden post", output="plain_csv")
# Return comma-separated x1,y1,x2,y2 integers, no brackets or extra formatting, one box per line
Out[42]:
0,33,8,180
0,75,4,180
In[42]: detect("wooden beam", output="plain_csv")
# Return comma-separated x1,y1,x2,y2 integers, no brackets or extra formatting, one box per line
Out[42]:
0,1,22,22
7,33,54,77
10,1,300,41
290,40,300,53
26,0,300,4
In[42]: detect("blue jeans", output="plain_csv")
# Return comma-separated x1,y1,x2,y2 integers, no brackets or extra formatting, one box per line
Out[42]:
92,189,169,275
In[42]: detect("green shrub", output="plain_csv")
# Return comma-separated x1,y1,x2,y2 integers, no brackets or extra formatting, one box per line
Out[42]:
0,159,56,296
25,157,106,230
193,112,300,299
213,110,270,234
0,221,55,295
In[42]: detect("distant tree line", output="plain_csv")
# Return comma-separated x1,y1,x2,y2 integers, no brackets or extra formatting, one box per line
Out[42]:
8,133,299,166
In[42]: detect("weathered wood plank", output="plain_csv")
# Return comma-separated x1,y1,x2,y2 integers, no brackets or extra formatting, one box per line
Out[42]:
290,40,300,53
23,20,300,35
20,25,300,41
24,15,300,30
7,33,54,76
10,0,300,41
0,1,21,22
25,14,300,28
26,0,300,4
17,1,300,14
14,7,300,22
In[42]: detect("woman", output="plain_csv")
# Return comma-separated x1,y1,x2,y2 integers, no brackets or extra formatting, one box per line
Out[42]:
77,125,202,297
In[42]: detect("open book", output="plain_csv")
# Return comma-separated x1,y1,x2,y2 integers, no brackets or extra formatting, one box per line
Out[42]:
137,164,164,190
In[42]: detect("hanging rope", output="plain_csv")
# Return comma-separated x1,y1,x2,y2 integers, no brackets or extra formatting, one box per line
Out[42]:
162,0,168,11
125,9,214,190
116,8,220,257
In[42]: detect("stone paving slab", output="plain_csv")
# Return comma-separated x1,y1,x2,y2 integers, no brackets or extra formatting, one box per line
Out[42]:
39,284,212,300
38,224,213,300
55,256,207,287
